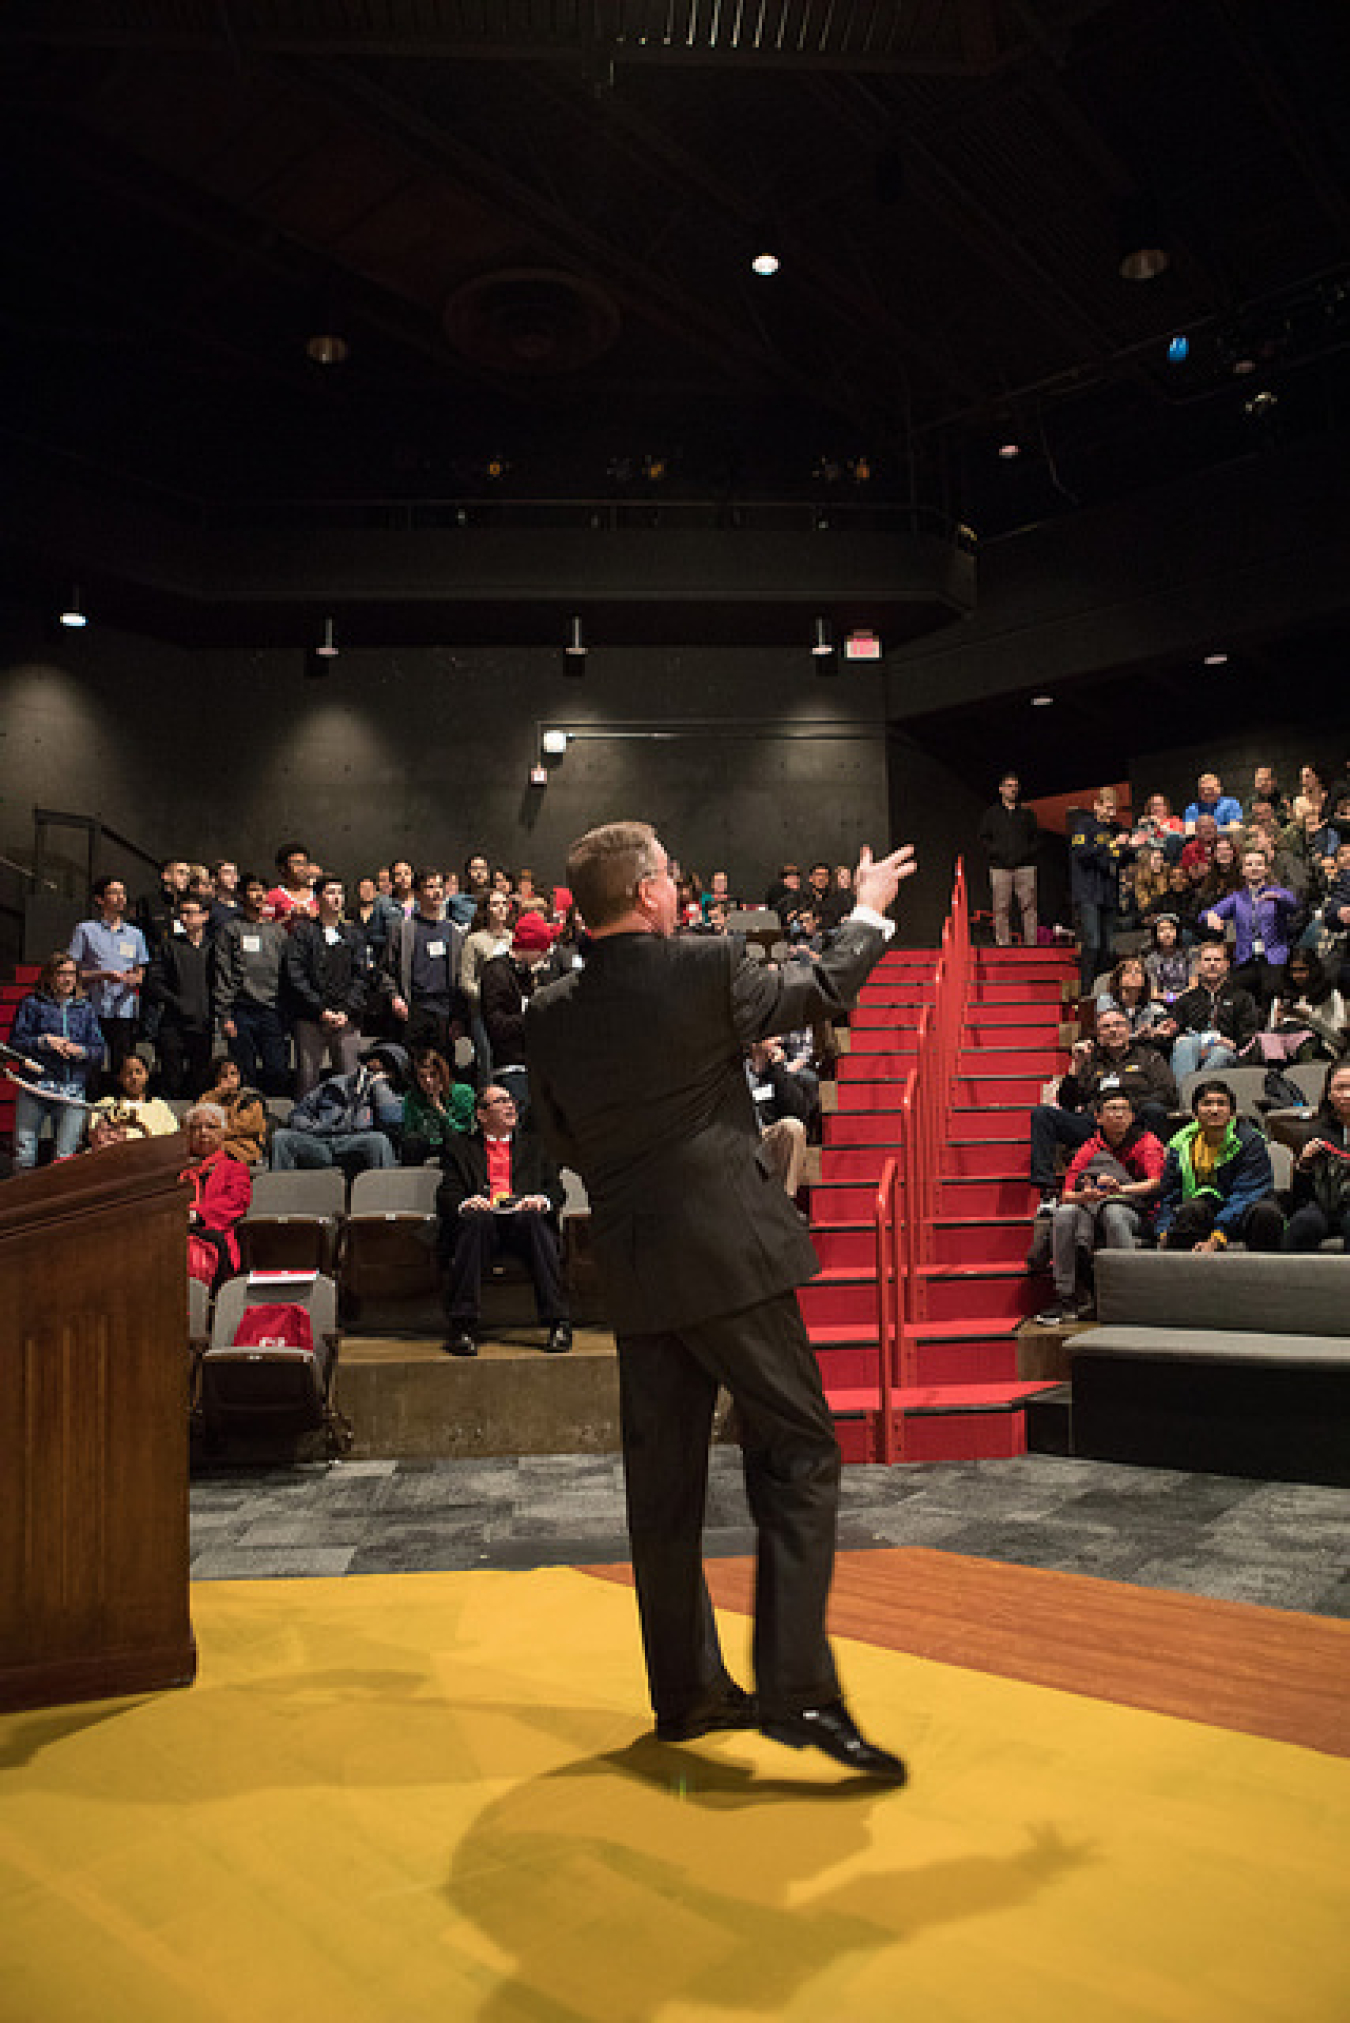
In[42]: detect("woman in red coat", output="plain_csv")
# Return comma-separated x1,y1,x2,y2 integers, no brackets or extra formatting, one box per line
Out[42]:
180,1102,252,1287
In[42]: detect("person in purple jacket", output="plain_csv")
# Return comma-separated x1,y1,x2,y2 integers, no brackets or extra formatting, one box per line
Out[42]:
1202,846,1299,1010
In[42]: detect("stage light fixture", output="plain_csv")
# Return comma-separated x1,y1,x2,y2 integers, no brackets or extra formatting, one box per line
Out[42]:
1203,651,1229,666
316,616,339,658
563,616,587,673
811,618,834,657
542,730,569,756
1031,694,1054,707
59,586,88,629
751,248,780,277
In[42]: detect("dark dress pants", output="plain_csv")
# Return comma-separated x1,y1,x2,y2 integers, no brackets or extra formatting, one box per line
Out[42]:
443,1207,567,1324
616,1289,842,1725
158,1021,213,1099
1029,1104,1095,1190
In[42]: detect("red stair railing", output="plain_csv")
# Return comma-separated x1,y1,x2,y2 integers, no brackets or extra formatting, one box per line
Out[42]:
873,859,971,1462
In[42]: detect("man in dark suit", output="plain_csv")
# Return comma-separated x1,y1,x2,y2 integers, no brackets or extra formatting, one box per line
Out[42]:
435,1083,571,1358
525,821,915,1783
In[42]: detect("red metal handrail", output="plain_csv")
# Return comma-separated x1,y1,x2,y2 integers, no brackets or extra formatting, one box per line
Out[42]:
872,859,971,1463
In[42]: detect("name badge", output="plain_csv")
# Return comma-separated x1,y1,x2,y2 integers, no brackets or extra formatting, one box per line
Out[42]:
242,934,262,954
172,920,185,934
118,941,136,959
324,927,341,946
1252,937,1265,956
427,940,446,958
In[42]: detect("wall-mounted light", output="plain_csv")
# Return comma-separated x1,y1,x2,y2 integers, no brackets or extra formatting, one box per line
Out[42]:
529,765,549,788
563,615,587,674
316,616,339,659
541,729,569,756
59,586,88,629
811,617,835,658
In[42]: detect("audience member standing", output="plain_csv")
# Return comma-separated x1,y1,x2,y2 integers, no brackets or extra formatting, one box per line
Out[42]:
68,875,148,1084
978,772,1039,946
213,874,292,1096
284,876,371,1094
1069,787,1132,995
144,896,214,1096
384,868,470,1064
7,952,104,1167
266,841,318,926
1202,847,1298,1010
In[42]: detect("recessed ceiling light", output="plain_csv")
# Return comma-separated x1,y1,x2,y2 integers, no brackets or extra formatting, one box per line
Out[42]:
1203,651,1229,666
1031,694,1053,707
751,251,780,277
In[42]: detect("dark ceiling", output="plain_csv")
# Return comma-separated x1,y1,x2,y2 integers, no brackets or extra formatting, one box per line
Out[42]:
3,0,1348,544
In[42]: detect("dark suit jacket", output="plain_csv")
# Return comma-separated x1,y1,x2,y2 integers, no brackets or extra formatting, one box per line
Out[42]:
435,1127,565,1252
524,917,887,1334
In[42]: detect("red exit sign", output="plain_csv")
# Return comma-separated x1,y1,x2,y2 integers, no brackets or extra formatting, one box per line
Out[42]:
844,630,882,660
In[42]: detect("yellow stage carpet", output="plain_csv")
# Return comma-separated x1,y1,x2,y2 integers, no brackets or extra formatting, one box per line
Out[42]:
1,1567,1347,2023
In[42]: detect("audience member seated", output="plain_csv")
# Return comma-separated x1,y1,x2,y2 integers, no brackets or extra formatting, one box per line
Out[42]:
1156,1079,1284,1252
7,952,105,1168
1145,865,1199,942
1179,812,1219,877
1201,846,1299,1010
799,862,839,931
213,872,292,1096
1129,845,1171,929
1260,951,1348,1064
1194,834,1243,914
1183,771,1244,834
1096,957,1169,1044
181,1101,253,1289
1154,940,1260,1080
284,875,371,1094
1143,915,1190,1007
701,869,737,919
85,1108,147,1152
401,1047,474,1165
200,1055,242,1107
1245,799,1305,896
221,1086,270,1166
68,875,148,1085
1243,766,1290,823
745,1037,817,1197
92,1051,180,1137
1131,793,1185,858
1029,1006,1177,1209
765,864,808,928
385,867,470,1063
1284,796,1340,895
1069,786,1133,996
270,1043,408,1173
480,912,556,1110
1282,1061,1350,1252
1034,1090,1166,1324
144,895,215,1096
1318,837,1350,987
265,840,318,927
435,1083,571,1358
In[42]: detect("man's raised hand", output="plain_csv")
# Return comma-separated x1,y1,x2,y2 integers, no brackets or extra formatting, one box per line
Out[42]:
852,844,917,917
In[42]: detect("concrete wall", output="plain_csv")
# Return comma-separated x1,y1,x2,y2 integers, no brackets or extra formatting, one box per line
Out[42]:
0,618,898,922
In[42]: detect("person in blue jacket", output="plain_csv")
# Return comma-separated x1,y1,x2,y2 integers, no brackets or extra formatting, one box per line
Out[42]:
1069,786,1134,995
1183,770,1244,834
7,950,105,1168
1156,1079,1285,1252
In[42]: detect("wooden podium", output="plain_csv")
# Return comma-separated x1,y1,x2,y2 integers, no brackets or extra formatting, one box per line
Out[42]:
0,1134,197,1710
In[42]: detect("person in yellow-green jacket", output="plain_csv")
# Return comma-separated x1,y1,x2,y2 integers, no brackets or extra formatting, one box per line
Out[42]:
1156,1079,1284,1252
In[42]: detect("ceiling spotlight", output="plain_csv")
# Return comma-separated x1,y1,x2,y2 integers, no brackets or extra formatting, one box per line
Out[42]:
305,332,349,366
997,436,1022,461
811,617,835,658
541,729,569,756
563,615,586,673
59,586,88,629
1031,694,1054,707
751,249,780,277
316,616,339,658
1203,651,1229,666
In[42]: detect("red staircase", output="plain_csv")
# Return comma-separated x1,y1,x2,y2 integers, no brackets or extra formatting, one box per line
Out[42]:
806,919,1076,1463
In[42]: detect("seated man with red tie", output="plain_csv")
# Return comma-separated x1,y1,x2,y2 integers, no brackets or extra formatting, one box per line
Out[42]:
435,1083,571,1359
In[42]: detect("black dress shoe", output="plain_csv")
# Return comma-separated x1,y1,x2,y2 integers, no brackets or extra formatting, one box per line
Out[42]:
544,1321,573,1353
654,1683,758,1743
443,1330,478,1358
761,1700,907,1784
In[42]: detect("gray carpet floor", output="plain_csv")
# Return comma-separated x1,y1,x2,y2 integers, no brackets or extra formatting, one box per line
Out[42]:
190,1451,1350,1619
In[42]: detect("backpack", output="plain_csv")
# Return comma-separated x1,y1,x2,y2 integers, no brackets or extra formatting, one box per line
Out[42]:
1262,1066,1307,1112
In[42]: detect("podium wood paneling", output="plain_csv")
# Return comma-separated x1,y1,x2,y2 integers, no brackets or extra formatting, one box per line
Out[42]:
0,1135,197,1710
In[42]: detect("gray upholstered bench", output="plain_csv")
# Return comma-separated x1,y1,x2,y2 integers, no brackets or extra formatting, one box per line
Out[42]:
1064,1251,1350,1485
